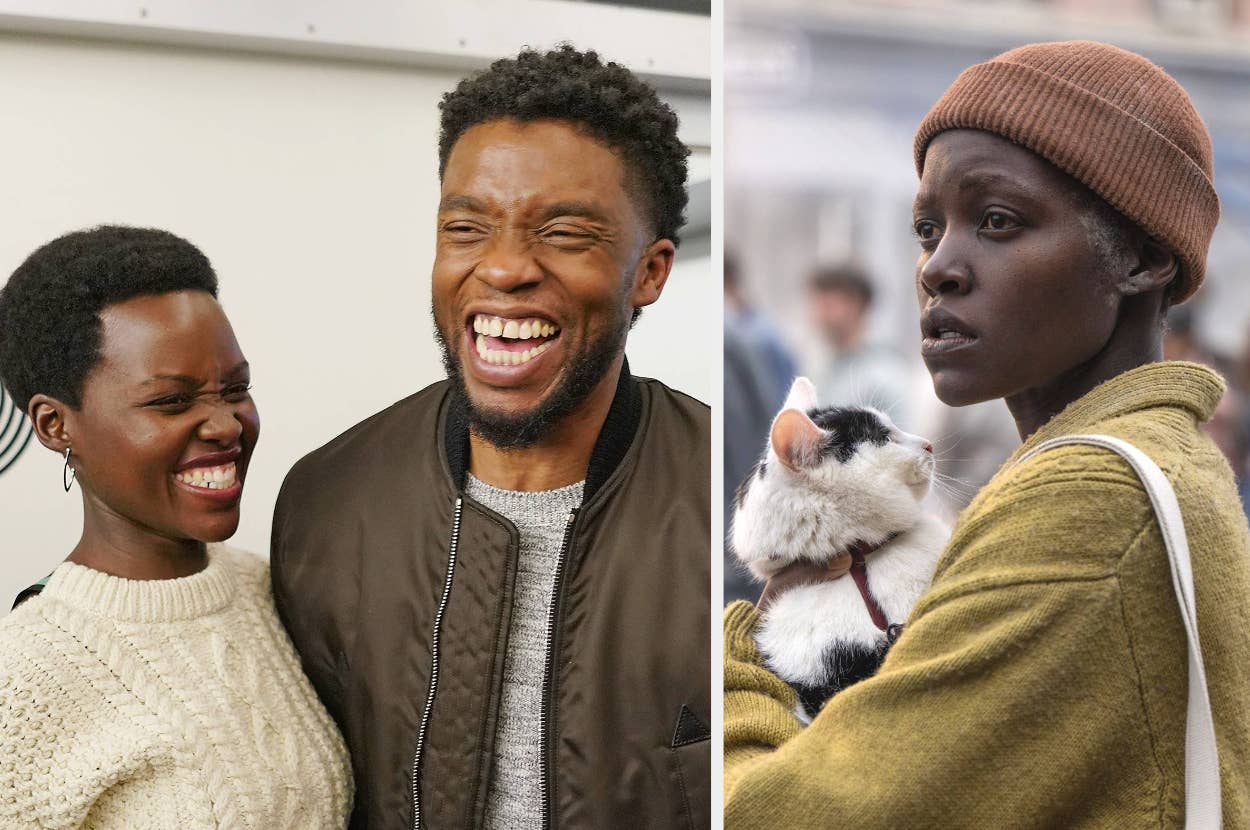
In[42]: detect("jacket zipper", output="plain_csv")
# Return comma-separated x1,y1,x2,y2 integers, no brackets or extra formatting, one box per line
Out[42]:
539,508,579,830
411,497,463,830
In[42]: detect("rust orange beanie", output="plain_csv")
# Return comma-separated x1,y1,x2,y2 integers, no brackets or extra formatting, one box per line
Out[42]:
914,40,1219,303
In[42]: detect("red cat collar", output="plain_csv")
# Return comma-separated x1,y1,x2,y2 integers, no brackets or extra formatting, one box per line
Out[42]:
848,539,893,635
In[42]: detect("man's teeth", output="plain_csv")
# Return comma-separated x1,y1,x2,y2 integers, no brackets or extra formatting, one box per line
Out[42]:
472,314,559,340
174,462,238,490
475,335,556,365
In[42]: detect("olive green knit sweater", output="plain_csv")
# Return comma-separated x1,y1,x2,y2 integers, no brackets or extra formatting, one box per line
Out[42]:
724,362,1250,828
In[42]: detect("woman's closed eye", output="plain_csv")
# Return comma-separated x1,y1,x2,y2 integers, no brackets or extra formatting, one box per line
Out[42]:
146,393,196,410
220,383,253,403
145,384,252,410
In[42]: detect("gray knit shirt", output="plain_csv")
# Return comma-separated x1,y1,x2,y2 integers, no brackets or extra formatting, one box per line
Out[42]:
465,473,583,830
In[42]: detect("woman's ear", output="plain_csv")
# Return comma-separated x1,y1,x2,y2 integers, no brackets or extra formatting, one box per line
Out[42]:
28,394,73,454
1119,235,1180,298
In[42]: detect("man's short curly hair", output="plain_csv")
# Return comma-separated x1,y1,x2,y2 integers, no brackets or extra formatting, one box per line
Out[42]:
0,225,218,410
438,44,690,246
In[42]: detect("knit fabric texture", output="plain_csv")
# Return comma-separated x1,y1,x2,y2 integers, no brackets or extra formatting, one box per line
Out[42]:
914,40,1219,302
724,362,1250,828
0,546,352,829
464,474,583,830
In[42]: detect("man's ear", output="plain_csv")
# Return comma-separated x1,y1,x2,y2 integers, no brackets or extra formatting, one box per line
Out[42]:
629,238,676,312
28,394,74,454
1119,234,1180,298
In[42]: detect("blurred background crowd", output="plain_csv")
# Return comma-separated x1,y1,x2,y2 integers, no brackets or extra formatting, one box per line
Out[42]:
724,0,1250,601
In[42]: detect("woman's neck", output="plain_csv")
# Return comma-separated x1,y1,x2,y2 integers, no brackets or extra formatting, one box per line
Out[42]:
1005,295,1165,441
68,494,208,580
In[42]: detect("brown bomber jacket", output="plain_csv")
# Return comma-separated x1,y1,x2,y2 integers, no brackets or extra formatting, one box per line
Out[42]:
271,364,710,829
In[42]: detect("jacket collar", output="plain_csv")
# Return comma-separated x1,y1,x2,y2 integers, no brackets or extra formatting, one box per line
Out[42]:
1014,360,1225,462
441,357,642,504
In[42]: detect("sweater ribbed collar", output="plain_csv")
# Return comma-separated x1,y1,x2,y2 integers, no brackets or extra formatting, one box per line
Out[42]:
1013,360,1225,463
41,544,239,623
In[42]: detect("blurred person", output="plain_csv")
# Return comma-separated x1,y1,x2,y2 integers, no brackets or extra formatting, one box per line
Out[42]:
1164,303,1214,365
1163,307,1250,502
271,47,710,829
0,226,351,827
725,41,1250,827
808,263,909,423
724,252,797,603
1207,385,1250,487
725,251,797,407
724,327,779,603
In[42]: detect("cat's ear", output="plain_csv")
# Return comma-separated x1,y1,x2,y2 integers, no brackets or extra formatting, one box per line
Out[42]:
771,408,827,471
782,377,818,413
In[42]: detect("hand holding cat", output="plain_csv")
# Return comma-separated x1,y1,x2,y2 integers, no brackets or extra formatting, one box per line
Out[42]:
755,552,853,612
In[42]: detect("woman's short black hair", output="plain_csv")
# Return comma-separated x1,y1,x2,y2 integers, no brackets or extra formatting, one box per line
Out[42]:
438,44,690,246
0,225,218,410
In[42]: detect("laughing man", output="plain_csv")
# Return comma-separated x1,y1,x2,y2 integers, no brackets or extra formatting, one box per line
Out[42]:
271,46,710,829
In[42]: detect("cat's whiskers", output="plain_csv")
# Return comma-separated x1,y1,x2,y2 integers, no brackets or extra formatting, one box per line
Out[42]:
930,472,979,501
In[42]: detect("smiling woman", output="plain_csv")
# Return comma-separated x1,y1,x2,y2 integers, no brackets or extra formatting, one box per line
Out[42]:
0,226,351,828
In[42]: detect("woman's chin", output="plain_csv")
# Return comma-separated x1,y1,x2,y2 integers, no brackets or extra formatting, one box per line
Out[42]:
181,514,242,545
929,372,996,408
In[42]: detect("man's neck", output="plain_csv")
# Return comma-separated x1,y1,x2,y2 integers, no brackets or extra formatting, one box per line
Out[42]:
468,356,623,492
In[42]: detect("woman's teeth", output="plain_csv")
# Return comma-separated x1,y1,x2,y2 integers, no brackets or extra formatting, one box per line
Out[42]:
174,462,237,490
472,314,558,339
475,336,556,365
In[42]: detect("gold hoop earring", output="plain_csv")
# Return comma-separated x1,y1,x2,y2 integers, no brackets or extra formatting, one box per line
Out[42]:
63,447,76,493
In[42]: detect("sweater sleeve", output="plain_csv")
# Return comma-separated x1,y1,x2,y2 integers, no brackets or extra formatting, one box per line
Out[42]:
724,462,1163,828
0,632,145,830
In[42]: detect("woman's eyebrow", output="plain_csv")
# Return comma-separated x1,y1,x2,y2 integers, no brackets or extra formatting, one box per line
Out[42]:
956,170,1021,194
140,362,249,386
140,373,200,387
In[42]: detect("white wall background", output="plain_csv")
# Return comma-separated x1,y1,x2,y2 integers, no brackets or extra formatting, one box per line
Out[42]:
0,6,712,604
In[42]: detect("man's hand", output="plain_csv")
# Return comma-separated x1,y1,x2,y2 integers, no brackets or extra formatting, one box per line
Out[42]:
756,552,853,612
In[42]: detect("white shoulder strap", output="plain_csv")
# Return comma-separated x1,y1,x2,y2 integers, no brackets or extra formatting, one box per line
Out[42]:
1018,434,1221,829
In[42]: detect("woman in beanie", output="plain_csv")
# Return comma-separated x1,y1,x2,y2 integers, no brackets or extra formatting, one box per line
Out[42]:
724,41,1250,827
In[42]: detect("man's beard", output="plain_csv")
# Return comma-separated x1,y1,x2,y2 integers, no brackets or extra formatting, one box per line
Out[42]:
433,309,627,450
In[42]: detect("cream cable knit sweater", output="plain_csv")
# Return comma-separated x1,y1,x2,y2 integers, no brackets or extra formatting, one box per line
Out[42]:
0,546,352,829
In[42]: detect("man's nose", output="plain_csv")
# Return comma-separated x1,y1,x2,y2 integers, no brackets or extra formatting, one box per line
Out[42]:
474,232,543,292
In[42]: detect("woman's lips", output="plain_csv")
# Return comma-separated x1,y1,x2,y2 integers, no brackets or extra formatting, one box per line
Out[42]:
172,460,243,502
921,331,978,356
920,307,978,357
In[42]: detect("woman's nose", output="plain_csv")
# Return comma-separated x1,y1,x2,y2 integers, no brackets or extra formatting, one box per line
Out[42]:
918,236,972,298
198,404,245,444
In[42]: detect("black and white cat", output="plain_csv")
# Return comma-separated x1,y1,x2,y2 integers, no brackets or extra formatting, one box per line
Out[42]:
731,377,948,721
